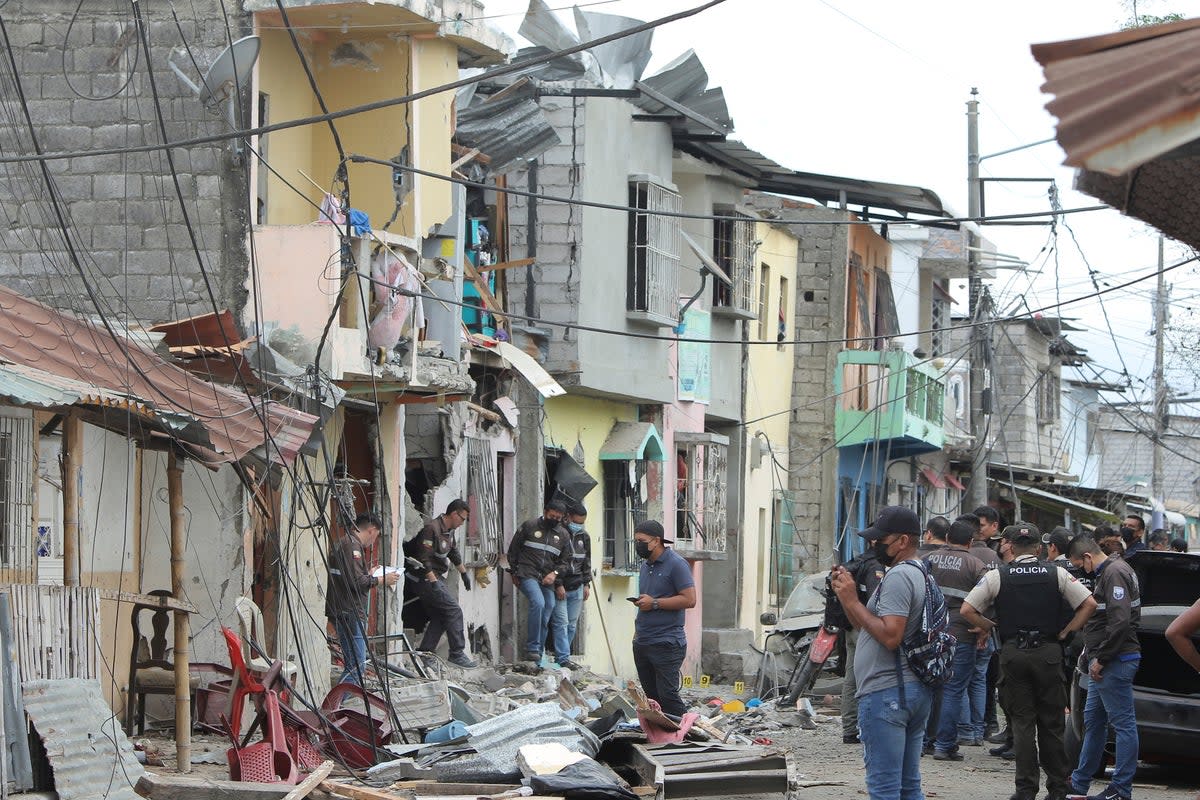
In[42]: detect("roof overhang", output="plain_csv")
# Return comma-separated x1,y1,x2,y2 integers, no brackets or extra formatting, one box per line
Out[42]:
599,421,666,461
1015,484,1119,523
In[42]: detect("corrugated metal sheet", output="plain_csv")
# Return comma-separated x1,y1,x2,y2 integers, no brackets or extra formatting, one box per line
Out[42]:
21,678,143,800
435,703,600,783
1033,18,1200,175
455,79,562,173
0,286,317,466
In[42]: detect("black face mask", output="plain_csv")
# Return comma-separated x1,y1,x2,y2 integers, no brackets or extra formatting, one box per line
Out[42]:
635,540,652,559
1119,526,1136,544
541,517,559,530
873,538,898,568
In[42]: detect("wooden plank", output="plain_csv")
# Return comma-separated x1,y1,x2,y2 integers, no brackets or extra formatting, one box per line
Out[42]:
389,782,518,796
466,402,501,423
476,258,535,273
450,142,491,165
449,148,481,172
97,589,198,614
282,762,335,800
135,772,295,800
320,781,410,800
461,261,508,323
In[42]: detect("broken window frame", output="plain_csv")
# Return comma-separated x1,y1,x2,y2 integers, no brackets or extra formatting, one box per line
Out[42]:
673,432,728,554
711,209,756,318
602,459,648,570
0,411,33,575
461,435,501,565
627,177,681,325
1037,368,1061,425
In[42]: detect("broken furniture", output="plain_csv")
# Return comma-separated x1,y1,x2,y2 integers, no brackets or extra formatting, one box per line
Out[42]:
319,681,398,768
125,589,201,735
234,597,299,684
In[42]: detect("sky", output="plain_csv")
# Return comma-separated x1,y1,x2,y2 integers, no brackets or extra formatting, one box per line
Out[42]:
474,0,1200,402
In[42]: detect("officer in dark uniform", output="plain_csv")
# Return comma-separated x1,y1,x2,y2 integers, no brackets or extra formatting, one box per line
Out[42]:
406,498,476,667
962,523,1097,800
507,500,570,663
325,512,401,686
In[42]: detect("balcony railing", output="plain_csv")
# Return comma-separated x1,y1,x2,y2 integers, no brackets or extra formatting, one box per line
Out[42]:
834,349,945,456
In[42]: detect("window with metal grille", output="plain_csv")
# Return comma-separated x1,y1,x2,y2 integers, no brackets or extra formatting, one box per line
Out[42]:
627,179,681,323
930,295,948,357
602,459,647,570
674,434,728,553
462,436,501,564
711,211,755,317
1037,369,1061,424
0,413,34,576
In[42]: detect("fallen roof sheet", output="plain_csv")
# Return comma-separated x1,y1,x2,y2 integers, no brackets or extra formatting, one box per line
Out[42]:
0,285,317,466
22,678,144,800
456,79,562,174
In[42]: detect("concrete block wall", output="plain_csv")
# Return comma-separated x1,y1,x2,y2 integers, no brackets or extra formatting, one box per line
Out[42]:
1096,408,1200,505
505,95,586,377
992,322,1062,470
1,2,250,324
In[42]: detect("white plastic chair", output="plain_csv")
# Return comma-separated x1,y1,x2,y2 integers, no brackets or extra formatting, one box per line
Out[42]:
234,596,299,681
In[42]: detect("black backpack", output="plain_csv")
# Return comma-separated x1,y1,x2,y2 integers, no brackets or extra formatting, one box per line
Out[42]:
893,559,957,689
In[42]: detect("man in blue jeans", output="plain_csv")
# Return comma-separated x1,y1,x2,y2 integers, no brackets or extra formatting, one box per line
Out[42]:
831,506,931,800
631,520,696,717
325,513,401,686
1067,536,1141,800
550,503,591,670
507,501,569,664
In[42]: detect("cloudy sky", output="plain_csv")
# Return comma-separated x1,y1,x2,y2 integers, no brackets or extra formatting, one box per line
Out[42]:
477,0,1200,400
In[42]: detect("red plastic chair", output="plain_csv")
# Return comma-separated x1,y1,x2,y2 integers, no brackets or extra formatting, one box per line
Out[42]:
222,626,290,737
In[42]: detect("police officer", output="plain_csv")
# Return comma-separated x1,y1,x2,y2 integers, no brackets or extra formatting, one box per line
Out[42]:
407,499,476,667
926,518,990,760
549,502,591,670
507,500,570,664
826,536,884,743
961,523,1096,800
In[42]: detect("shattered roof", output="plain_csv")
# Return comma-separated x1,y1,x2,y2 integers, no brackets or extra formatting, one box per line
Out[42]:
455,79,562,173
0,285,316,466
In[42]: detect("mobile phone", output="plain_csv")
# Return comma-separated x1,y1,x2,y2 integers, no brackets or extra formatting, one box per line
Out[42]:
626,596,640,603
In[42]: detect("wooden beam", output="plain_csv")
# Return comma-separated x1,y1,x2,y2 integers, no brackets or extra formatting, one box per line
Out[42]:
449,147,481,172
320,781,409,800
282,762,335,800
62,413,81,587
135,772,297,800
95,589,198,614
462,261,508,323
476,257,535,273
167,452,191,773
451,142,491,165
466,402,501,423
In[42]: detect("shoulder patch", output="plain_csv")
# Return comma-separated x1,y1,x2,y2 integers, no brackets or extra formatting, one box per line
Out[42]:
1112,585,1125,601
421,539,434,548
352,550,362,559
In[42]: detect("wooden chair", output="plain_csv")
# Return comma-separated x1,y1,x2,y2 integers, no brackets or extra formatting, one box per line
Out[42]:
124,589,200,735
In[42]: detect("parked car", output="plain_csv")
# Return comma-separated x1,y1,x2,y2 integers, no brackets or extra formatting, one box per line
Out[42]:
1066,549,1200,764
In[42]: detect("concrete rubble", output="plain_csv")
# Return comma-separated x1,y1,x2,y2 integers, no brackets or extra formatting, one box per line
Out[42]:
135,662,815,800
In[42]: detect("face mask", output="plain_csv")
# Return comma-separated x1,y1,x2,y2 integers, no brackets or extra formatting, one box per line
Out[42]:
1119,526,1136,544
541,517,559,530
635,540,652,559
567,522,584,533
873,538,898,568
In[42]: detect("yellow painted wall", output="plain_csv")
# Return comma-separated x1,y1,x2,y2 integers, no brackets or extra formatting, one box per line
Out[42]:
542,395,642,678
255,29,456,236
739,220,799,637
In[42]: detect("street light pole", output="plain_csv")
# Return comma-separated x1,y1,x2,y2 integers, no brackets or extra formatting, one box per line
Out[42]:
1152,234,1167,531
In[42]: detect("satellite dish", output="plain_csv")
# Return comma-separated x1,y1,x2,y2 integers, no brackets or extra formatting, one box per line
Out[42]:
169,36,260,120
680,230,733,286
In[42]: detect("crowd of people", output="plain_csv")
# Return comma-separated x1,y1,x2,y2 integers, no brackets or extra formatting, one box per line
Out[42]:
832,505,1199,800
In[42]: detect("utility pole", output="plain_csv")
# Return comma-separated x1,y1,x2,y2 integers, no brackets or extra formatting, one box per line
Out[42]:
966,89,990,512
1151,234,1168,531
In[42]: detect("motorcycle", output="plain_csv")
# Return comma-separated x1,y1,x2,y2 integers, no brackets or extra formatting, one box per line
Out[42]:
754,572,846,709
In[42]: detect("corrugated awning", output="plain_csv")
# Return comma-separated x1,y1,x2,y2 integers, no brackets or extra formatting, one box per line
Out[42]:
599,421,665,461
944,473,966,491
919,466,945,489
0,286,317,467
1017,485,1118,522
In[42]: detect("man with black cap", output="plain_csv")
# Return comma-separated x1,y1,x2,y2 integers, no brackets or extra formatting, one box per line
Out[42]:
631,520,696,717
961,522,1096,800
831,506,932,800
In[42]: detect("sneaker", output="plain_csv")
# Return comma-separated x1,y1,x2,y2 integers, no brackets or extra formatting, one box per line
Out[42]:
932,749,964,761
920,743,933,756
843,734,861,744
556,659,583,670
988,745,1015,761
1070,788,1129,800
524,651,542,663
448,653,477,668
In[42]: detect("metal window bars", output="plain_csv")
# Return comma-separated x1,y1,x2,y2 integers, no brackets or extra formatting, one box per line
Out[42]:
463,436,501,563
627,180,681,320
674,440,728,553
713,213,755,314
0,414,33,578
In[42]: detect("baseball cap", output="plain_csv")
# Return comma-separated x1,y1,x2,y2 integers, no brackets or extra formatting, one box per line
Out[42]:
1041,526,1071,553
1002,521,1041,544
634,519,673,545
858,506,921,540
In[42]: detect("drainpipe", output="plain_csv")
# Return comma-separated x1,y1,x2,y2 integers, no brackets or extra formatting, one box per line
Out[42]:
525,160,538,318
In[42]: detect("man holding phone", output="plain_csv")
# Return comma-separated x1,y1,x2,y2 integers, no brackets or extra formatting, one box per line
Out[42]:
630,520,696,717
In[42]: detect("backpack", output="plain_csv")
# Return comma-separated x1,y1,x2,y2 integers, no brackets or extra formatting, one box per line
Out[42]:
893,559,957,689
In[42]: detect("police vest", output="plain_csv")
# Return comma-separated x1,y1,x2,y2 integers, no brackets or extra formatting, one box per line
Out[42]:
994,560,1062,641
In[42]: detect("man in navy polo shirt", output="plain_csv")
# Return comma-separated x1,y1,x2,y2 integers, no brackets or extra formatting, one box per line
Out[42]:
631,520,696,717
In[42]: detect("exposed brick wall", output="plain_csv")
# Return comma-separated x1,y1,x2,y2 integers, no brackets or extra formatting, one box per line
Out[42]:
0,2,250,324
1096,407,1200,505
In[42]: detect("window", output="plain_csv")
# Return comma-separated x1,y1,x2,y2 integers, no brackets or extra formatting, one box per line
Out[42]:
461,436,501,565
602,459,648,569
0,413,33,575
674,433,729,553
757,263,770,340
711,211,755,317
772,494,796,598
1037,369,1061,424
777,275,789,351
930,295,948,357
627,179,681,324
